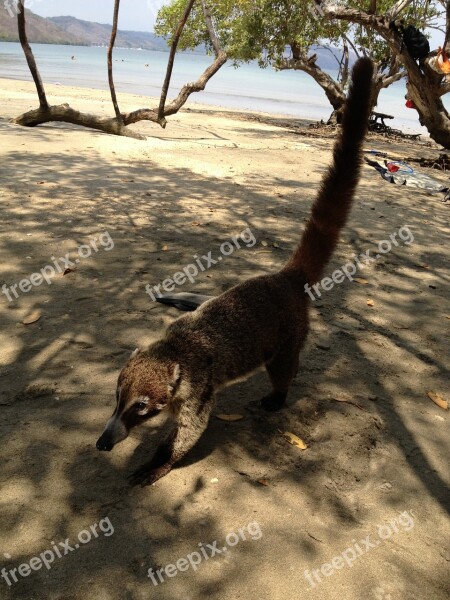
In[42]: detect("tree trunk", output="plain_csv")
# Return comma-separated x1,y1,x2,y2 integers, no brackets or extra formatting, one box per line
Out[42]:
278,50,347,124
107,0,123,123
158,0,196,122
404,58,450,147
17,1,48,110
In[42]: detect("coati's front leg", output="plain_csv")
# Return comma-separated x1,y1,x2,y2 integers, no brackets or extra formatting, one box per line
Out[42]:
129,393,214,487
261,339,301,411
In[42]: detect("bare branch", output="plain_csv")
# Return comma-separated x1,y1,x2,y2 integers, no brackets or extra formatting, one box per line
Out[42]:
124,50,227,125
158,0,196,123
387,0,415,19
438,75,450,95
164,51,227,116
107,0,123,123
340,39,350,87
278,49,346,112
17,0,48,110
316,44,342,69
201,0,221,55
13,104,145,139
379,69,406,88
342,32,361,58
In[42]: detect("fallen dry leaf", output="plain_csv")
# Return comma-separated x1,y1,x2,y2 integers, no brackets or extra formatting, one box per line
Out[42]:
272,242,280,248
354,277,369,285
367,299,374,307
261,240,268,247
216,414,244,422
257,479,270,486
427,391,448,410
279,430,308,450
162,245,169,251
22,310,42,325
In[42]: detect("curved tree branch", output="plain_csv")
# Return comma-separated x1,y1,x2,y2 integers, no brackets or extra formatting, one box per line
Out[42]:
201,0,221,55
107,0,123,123
13,104,145,139
387,0,415,19
279,46,346,116
124,50,227,124
17,0,48,110
158,0,196,123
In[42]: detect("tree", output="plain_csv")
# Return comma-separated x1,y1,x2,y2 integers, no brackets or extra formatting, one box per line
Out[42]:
12,0,227,138
156,0,433,123
315,0,450,147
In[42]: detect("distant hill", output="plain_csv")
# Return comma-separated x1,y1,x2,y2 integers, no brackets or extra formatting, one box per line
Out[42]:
0,9,167,50
0,8,87,45
49,16,168,51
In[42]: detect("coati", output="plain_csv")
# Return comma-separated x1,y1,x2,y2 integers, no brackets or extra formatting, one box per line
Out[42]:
96,57,374,487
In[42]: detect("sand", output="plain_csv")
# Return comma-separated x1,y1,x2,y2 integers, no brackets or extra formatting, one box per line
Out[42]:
0,77,448,600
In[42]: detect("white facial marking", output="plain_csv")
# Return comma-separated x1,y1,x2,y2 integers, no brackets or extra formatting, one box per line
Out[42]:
135,396,150,416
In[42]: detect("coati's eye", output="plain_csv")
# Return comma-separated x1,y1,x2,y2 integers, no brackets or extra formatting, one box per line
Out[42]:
135,401,147,411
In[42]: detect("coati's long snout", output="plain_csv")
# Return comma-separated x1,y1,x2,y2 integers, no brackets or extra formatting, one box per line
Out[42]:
96,414,128,451
97,58,374,487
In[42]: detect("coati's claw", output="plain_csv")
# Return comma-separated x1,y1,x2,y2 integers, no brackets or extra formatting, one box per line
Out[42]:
260,392,287,412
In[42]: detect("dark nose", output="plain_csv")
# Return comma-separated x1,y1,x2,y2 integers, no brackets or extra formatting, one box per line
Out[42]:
96,434,113,451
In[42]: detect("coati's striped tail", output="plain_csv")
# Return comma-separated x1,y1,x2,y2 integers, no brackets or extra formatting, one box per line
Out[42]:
285,57,374,284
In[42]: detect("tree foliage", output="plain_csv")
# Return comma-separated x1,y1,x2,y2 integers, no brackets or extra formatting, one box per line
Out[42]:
156,0,441,123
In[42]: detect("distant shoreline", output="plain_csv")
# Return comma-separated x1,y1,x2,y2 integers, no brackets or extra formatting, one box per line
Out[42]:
0,38,211,54
0,42,432,134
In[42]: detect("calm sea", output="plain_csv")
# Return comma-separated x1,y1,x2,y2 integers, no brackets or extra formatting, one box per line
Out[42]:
0,41,437,134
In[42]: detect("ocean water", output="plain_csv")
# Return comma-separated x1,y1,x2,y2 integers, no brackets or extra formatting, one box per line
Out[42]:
0,41,437,134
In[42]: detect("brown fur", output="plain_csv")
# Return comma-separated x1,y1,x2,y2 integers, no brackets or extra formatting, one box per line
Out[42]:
96,58,374,487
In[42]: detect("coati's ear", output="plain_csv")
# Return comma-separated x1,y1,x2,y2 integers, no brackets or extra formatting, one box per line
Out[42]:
130,348,140,359
167,363,181,396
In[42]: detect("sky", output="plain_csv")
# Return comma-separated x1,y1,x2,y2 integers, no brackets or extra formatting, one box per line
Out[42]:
29,0,167,31
29,0,444,47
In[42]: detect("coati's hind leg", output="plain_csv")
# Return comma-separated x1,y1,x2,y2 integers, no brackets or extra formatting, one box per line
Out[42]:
129,394,214,487
260,340,301,412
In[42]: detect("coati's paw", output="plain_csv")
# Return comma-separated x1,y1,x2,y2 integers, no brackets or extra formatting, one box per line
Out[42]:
260,392,287,412
128,463,172,487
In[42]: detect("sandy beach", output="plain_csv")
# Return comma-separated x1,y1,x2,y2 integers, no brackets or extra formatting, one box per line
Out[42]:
0,77,448,600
